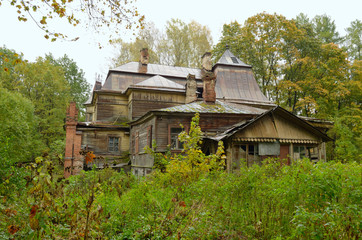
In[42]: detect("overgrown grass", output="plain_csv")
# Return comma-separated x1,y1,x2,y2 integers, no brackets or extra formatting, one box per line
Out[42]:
1,158,360,239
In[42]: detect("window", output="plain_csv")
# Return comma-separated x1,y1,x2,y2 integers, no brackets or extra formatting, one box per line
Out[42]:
197,87,203,98
135,132,139,154
108,137,119,152
231,57,239,64
293,145,306,159
131,134,135,154
170,128,184,150
147,126,153,147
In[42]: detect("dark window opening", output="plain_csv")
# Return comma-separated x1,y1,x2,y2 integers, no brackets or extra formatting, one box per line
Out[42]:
293,145,306,159
108,137,119,152
231,57,238,64
147,126,153,147
197,87,203,98
170,128,184,150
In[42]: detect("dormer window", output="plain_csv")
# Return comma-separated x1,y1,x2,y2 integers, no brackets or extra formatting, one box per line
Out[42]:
231,57,238,64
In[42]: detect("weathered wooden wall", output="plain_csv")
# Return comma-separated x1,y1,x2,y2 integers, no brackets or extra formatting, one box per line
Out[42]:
95,94,128,122
234,113,320,141
130,117,156,169
81,129,129,157
129,90,185,120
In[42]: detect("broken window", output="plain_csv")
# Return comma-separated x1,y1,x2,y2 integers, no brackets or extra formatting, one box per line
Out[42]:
108,137,119,152
170,128,184,150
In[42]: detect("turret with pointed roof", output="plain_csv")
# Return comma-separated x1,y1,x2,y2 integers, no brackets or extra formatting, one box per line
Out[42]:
213,47,272,106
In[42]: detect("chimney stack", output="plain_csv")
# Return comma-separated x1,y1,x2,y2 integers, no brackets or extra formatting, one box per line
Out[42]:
201,52,216,103
139,48,149,73
201,52,212,71
94,81,102,91
185,74,197,103
64,102,83,178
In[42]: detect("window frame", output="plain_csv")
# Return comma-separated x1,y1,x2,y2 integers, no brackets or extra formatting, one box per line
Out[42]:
108,136,120,153
168,125,188,151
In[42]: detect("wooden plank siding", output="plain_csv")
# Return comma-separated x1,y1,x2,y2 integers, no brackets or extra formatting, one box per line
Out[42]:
95,94,128,122
81,129,129,158
130,117,156,168
234,113,320,141
129,90,185,120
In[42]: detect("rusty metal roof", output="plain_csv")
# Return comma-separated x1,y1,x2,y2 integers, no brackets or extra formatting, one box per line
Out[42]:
158,100,268,114
134,75,185,89
110,62,202,79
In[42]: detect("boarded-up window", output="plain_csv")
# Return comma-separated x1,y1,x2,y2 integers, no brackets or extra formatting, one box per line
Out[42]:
259,142,280,156
108,137,120,152
147,126,153,147
170,128,183,150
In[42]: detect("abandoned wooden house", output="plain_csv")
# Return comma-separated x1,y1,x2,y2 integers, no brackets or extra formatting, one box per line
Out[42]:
64,48,332,177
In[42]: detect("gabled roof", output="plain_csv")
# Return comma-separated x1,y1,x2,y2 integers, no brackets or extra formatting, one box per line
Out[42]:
134,75,185,89
215,48,251,68
158,100,267,114
109,62,202,79
206,106,332,142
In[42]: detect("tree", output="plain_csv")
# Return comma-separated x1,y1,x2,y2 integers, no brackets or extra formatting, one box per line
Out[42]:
111,19,213,68
345,19,362,61
13,57,71,146
45,54,91,116
213,13,304,101
111,22,162,66
1,0,144,42
0,46,25,89
213,13,361,161
0,88,41,165
312,14,343,44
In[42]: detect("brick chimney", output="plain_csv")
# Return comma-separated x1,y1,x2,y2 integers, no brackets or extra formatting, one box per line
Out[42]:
202,72,216,103
185,74,197,103
201,52,216,103
94,81,102,90
64,102,83,178
139,48,149,73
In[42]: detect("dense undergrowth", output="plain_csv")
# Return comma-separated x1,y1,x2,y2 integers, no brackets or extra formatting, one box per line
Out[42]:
1,158,360,239
1,114,361,239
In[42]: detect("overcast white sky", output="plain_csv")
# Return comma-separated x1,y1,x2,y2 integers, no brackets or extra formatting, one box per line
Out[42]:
1,0,361,87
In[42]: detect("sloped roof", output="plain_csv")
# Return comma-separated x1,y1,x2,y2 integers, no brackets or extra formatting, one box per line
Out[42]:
134,75,185,89
215,48,251,67
158,100,267,114
214,49,270,104
206,106,332,142
110,62,202,79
